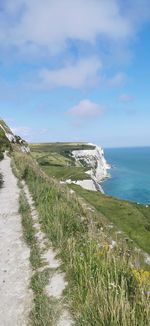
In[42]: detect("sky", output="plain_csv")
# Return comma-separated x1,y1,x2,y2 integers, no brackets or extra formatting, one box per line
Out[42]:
0,0,150,148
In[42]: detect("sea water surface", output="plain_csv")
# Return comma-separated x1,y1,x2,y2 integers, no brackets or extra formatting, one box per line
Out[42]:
101,147,150,204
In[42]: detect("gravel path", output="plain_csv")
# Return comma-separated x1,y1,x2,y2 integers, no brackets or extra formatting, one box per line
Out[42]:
0,154,32,325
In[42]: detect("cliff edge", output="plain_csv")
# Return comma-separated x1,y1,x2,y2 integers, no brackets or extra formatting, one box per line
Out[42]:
66,143,110,192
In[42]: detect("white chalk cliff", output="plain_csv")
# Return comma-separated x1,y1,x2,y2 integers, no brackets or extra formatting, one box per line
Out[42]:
70,144,110,192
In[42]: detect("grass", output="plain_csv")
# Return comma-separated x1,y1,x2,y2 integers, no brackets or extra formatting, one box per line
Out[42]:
19,192,42,269
0,173,3,188
42,165,89,181
30,142,150,254
0,124,11,154
12,151,150,325
30,270,54,326
0,151,4,160
30,142,92,182
70,185,150,255
19,190,54,325
30,142,95,154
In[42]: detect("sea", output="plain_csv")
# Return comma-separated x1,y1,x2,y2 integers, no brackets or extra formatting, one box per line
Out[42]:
101,147,150,205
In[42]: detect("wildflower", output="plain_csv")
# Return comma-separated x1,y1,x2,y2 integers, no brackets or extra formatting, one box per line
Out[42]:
109,240,116,250
132,268,150,286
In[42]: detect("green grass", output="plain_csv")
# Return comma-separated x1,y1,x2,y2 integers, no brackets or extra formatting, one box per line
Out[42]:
13,151,150,325
70,185,150,254
19,191,54,325
42,165,89,181
30,142,95,154
0,119,13,134
0,151,4,160
0,124,11,153
19,192,42,269
30,142,150,255
30,142,92,181
30,269,54,326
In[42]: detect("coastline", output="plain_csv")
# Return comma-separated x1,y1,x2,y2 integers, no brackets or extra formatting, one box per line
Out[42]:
66,144,111,193
101,147,150,205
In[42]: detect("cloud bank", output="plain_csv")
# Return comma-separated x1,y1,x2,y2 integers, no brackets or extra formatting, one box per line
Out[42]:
0,0,150,57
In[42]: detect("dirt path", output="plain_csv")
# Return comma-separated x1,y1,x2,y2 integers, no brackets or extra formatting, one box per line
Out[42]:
0,154,32,325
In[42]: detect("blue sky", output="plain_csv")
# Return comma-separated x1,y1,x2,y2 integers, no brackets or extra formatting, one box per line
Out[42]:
0,0,150,147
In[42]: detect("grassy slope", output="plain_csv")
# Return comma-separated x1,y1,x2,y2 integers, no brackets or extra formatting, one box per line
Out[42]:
30,142,150,255
12,151,150,325
70,185,150,254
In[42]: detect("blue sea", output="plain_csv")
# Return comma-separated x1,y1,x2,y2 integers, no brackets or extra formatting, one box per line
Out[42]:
101,147,150,204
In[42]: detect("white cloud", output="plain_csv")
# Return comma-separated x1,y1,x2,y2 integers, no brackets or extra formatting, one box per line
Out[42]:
68,99,103,119
109,72,127,87
119,93,134,102
38,57,102,89
1,0,148,56
0,0,150,91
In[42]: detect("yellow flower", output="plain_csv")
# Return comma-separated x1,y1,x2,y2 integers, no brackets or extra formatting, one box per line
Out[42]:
132,268,150,285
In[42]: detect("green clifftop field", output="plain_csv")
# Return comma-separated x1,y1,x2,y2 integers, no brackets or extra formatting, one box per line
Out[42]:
30,142,95,181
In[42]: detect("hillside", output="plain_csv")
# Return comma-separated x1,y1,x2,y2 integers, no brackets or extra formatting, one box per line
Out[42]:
30,142,150,257
13,145,150,325
0,120,12,159
0,119,30,156
0,122,150,325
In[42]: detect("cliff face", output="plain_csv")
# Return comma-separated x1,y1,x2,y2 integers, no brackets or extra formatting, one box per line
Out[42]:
72,144,110,184
0,120,30,153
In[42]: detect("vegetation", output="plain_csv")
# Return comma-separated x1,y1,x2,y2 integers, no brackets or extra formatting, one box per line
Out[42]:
19,192,42,269
30,142,95,154
0,151,4,161
30,142,150,255
12,151,150,325
0,120,12,157
19,190,54,325
43,165,90,181
0,173,3,188
30,142,93,181
70,185,150,255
